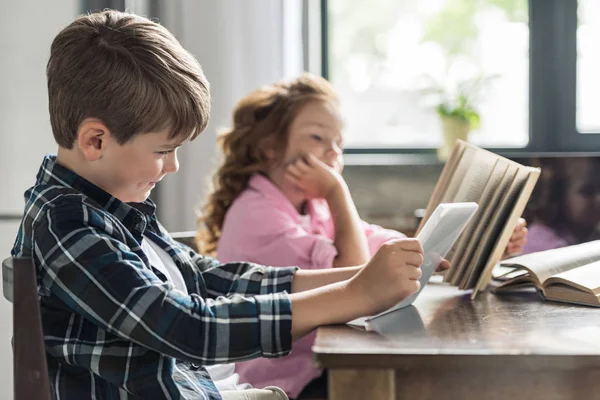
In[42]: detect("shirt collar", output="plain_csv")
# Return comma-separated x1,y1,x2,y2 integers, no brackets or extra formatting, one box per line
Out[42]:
36,154,157,221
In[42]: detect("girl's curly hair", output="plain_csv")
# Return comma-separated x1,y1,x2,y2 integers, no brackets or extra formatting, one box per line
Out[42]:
196,73,338,255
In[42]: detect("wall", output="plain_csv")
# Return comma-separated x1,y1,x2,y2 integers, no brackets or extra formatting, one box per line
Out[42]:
0,1,78,397
343,163,442,235
156,0,304,232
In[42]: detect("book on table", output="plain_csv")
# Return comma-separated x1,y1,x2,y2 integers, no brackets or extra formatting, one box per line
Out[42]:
491,240,600,307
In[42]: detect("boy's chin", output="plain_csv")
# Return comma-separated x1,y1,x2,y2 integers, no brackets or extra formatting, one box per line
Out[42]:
121,191,152,204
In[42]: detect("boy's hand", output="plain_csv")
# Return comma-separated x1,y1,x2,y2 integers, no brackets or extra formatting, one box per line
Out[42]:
285,153,343,199
348,238,424,315
502,218,528,259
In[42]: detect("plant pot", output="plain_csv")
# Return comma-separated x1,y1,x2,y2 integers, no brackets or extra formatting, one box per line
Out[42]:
438,116,471,161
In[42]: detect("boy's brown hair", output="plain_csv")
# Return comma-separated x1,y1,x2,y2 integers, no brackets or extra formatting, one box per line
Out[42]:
47,10,210,148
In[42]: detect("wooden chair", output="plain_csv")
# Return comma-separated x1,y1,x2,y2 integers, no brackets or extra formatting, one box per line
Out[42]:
171,230,199,251
2,257,51,400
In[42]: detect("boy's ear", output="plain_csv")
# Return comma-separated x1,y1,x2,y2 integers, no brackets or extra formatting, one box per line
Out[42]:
76,118,110,161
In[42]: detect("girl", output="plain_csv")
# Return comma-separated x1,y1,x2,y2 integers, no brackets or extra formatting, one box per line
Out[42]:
521,157,600,254
197,73,527,399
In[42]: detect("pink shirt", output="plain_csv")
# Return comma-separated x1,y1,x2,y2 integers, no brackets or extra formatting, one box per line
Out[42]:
217,173,405,398
521,223,577,255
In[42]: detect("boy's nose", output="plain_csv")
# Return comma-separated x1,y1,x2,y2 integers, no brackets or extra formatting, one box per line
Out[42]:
164,152,179,173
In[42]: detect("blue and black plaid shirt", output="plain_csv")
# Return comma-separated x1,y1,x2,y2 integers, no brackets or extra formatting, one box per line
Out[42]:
12,155,296,399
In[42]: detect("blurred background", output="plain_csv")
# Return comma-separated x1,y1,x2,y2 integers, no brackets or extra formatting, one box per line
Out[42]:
1,1,598,397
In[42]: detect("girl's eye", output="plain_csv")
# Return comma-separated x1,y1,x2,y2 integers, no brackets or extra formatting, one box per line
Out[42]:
311,134,323,142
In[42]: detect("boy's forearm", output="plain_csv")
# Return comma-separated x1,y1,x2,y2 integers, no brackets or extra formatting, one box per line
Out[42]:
291,266,362,293
327,183,370,267
289,279,368,340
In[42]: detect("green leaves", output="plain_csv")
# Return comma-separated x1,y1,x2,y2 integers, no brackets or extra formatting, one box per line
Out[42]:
436,102,480,130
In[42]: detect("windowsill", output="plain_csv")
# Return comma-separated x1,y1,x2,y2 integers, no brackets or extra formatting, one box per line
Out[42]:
343,153,442,166
343,150,600,167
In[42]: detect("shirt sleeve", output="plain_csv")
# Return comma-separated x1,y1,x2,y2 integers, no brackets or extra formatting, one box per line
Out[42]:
361,221,406,256
180,244,298,299
155,220,298,299
33,202,293,364
520,223,569,255
220,204,338,270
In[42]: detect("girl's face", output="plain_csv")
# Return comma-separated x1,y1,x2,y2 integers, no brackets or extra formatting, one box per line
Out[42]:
282,100,344,172
266,100,344,208
564,159,600,236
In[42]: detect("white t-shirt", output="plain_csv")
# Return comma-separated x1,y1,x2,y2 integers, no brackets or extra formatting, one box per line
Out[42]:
140,237,251,392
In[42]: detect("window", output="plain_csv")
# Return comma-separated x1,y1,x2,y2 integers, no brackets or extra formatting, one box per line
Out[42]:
577,0,600,134
327,0,529,149
323,0,600,153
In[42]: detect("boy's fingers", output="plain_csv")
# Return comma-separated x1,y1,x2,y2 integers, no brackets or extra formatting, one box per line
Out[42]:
396,238,423,254
406,266,422,281
404,252,424,267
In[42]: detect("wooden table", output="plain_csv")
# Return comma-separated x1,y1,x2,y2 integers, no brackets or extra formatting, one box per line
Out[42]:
313,281,600,400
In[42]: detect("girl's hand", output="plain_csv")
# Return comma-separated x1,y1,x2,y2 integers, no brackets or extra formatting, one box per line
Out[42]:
285,153,344,199
436,258,451,272
502,218,528,259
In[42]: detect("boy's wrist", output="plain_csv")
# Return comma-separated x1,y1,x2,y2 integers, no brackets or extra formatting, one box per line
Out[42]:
343,275,378,318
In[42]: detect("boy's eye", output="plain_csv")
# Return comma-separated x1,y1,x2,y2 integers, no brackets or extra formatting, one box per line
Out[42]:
310,134,323,142
157,150,174,156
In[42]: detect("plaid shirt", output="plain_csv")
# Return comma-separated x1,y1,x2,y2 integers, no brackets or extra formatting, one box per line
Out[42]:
12,155,296,399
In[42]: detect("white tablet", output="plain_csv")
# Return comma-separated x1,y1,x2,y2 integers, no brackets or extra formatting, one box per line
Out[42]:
366,202,479,321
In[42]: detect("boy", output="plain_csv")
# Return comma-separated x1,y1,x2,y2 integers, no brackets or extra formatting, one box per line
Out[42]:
12,10,431,399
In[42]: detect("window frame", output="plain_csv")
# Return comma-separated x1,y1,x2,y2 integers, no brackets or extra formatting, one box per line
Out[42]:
321,0,600,157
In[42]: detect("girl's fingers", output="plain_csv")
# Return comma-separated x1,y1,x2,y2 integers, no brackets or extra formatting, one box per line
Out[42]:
286,167,303,182
294,158,311,173
285,171,303,188
287,163,304,177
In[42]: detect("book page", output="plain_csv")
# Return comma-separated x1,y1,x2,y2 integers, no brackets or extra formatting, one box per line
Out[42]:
416,141,466,233
462,166,530,289
445,159,508,282
500,240,600,285
449,163,516,285
472,168,541,297
439,145,478,203
451,150,501,203
545,260,600,296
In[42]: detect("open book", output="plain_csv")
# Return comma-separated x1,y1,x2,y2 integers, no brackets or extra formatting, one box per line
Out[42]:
417,140,541,299
491,241,600,307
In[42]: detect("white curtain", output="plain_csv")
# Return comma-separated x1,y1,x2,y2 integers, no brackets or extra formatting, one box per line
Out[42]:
156,0,304,231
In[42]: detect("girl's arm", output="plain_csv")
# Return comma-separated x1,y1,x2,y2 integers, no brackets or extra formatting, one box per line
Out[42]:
287,154,370,268
325,180,371,267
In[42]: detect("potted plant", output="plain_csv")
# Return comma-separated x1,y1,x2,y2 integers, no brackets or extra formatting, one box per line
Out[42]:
422,74,495,160
435,91,480,160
